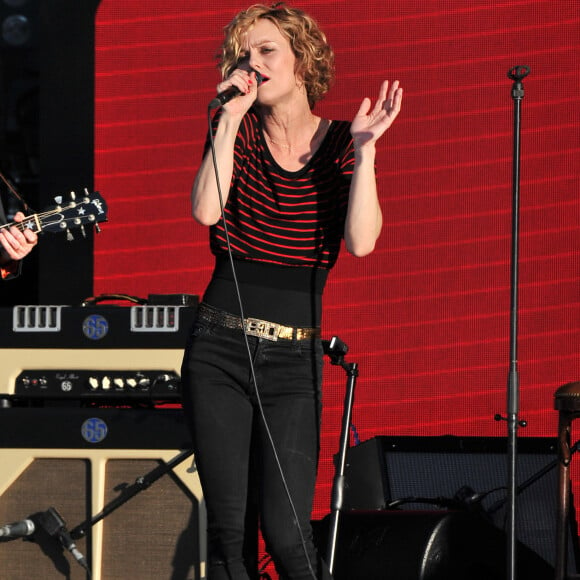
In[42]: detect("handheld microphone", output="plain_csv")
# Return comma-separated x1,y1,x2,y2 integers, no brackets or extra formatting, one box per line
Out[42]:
0,518,35,538
209,71,263,109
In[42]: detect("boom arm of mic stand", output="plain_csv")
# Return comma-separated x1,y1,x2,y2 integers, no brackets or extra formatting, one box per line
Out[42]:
323,336,358,576
69,448,194,540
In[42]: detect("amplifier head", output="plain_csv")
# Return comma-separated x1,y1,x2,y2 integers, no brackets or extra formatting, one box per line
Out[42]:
0,304,197,404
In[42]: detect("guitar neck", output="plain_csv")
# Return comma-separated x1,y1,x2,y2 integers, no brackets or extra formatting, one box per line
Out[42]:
0,215,42,235
1,191,107,237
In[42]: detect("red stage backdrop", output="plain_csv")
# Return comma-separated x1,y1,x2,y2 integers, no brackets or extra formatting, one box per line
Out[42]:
93,0,579,539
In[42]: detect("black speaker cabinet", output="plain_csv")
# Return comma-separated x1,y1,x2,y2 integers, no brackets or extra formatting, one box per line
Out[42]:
0,408,205,580
341,435,579,575
314,510,554,580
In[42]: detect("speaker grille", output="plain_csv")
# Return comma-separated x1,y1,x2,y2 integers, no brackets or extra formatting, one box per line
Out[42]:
0,459,90,580
383,450,558,567
100,459,199,579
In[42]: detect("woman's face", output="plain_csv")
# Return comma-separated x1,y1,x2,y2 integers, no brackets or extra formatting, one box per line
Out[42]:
240,18,303,107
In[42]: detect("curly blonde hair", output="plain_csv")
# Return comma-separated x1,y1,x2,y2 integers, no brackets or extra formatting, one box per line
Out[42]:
218,3,335,109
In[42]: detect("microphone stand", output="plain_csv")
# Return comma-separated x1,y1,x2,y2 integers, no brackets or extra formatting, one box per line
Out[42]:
323,336,358,576
496,64,530,580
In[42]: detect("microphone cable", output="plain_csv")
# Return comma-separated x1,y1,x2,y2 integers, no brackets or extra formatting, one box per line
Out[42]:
206,104,318,580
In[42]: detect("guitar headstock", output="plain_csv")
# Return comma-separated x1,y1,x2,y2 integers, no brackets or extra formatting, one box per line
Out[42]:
32,189,108,238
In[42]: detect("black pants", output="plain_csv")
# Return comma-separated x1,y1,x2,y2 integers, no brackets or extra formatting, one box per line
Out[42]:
181,316,327,579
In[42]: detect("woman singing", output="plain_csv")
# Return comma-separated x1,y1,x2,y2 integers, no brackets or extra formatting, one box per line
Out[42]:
181,4,403,578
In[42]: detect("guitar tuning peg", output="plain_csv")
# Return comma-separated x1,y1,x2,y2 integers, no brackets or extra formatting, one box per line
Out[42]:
70,191,76,200
54,196,63,205
95,224,101,234
80,225,87,238
66,229,74,241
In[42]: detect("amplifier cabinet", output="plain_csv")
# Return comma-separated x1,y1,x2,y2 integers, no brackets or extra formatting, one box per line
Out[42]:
0,408,206,580
342,435,578,574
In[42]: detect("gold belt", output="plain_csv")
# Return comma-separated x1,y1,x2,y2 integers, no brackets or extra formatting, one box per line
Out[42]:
198,303,319,342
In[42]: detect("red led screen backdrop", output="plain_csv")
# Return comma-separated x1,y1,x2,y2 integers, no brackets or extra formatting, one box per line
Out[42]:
94,0,579,529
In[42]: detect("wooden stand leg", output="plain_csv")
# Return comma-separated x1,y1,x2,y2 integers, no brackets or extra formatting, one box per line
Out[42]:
555,412,572,580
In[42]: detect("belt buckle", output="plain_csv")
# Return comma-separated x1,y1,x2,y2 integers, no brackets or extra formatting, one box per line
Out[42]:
245,318,280,341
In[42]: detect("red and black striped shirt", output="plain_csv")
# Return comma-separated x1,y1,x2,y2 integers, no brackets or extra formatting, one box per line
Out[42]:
209,108,354,271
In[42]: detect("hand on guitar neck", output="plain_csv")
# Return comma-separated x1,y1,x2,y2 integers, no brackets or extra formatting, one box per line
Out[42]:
0,211,37,265
0,190,108,274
